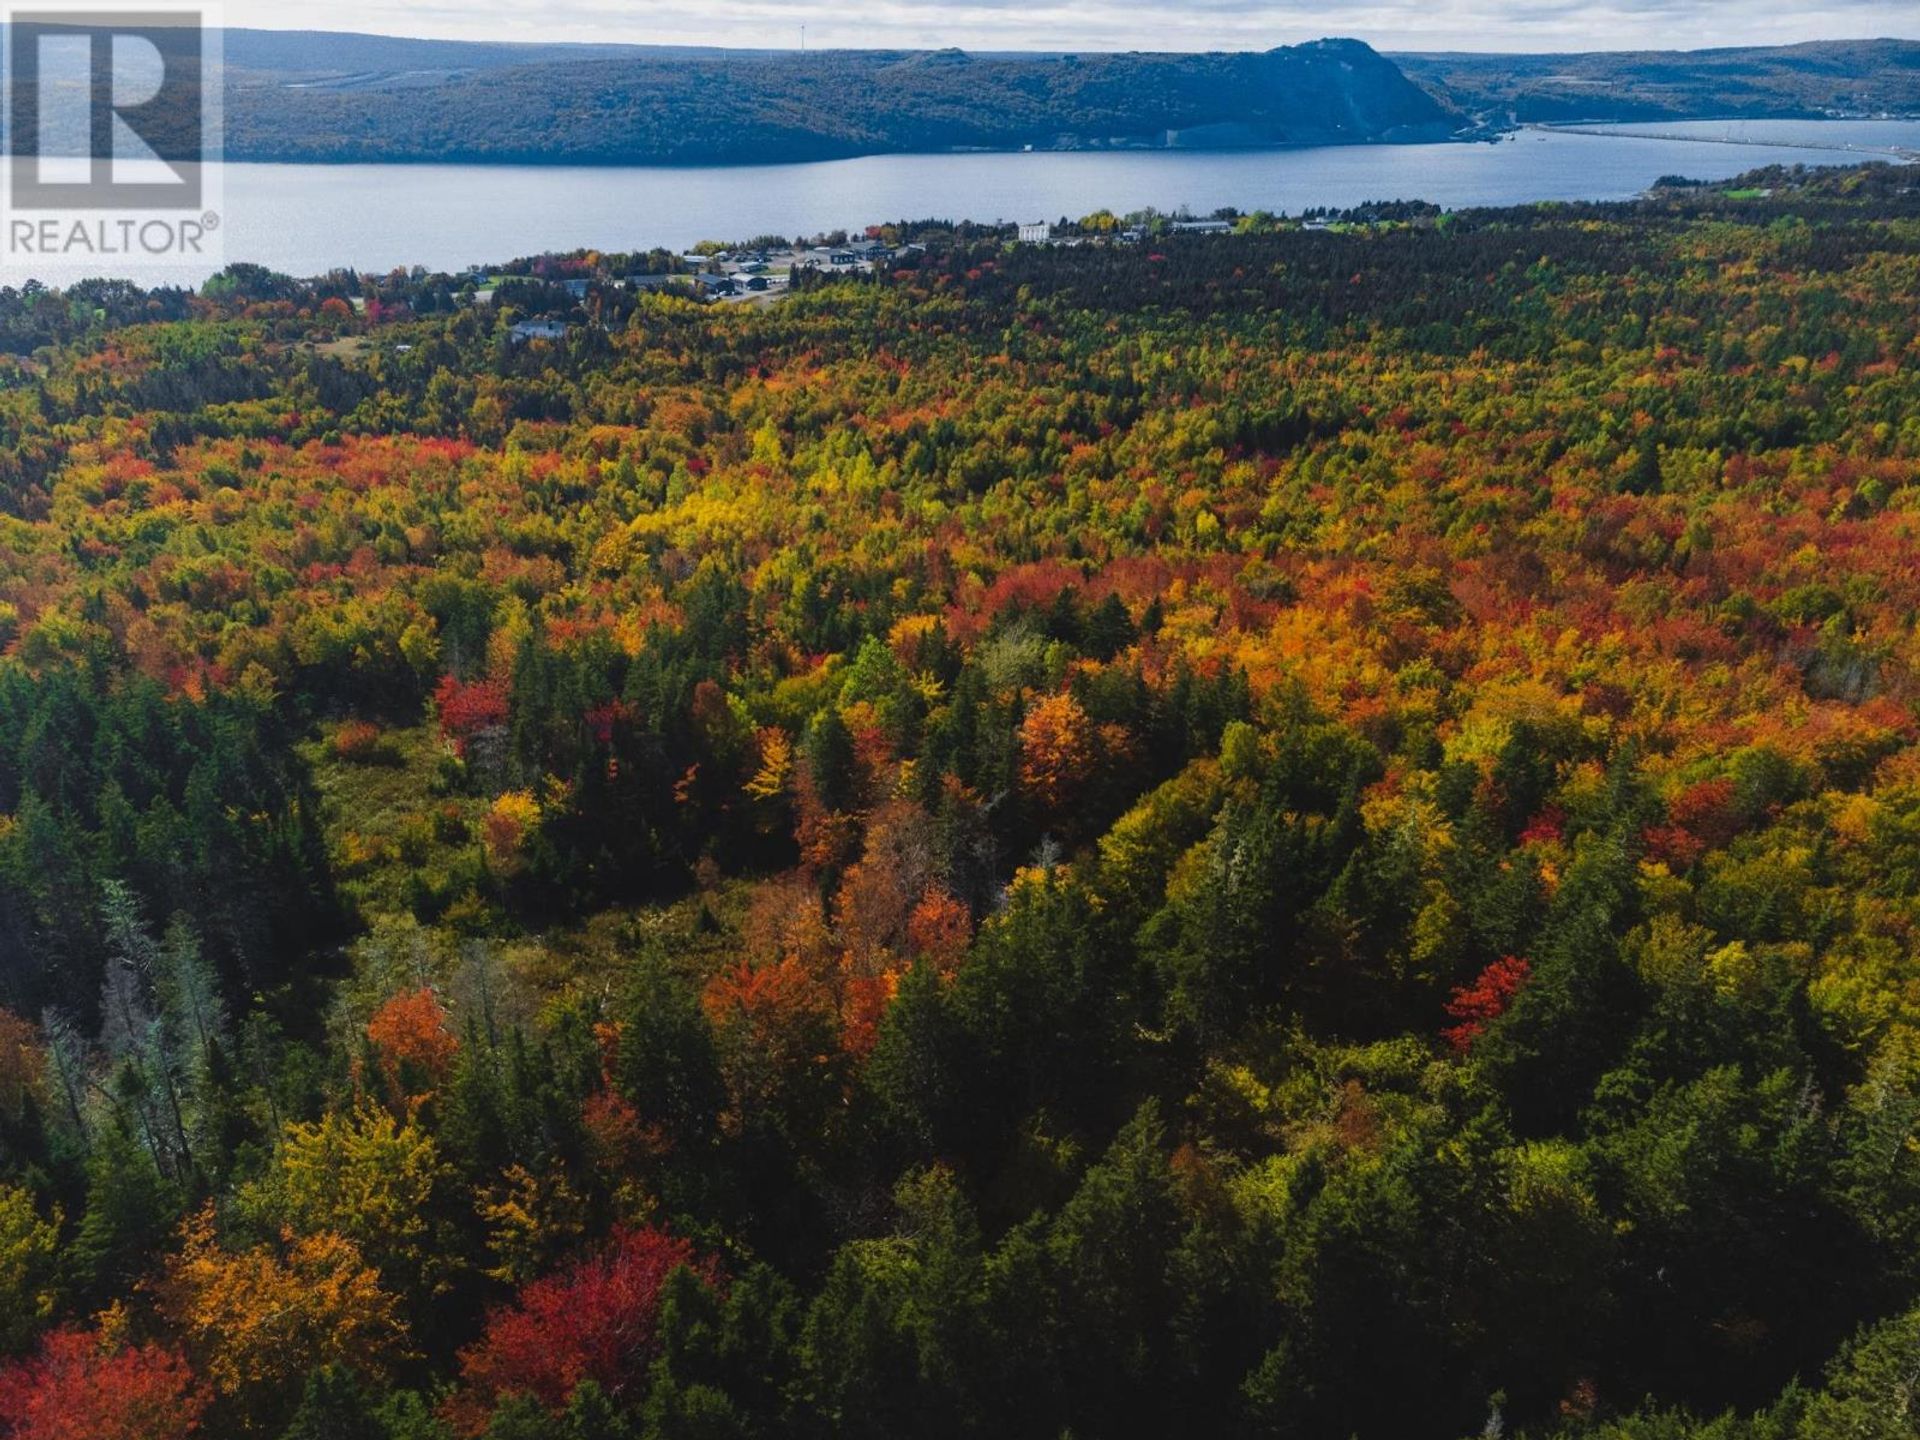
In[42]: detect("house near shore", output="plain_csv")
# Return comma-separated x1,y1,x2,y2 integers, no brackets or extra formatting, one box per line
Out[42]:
1017,221,1051,243
509,319,570,343
627,273,688,292
628,273,737,300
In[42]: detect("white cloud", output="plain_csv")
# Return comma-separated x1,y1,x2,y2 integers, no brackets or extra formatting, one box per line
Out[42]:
221,0,1919,55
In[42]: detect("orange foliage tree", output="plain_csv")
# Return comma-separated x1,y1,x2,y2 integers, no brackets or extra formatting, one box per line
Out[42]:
365,987,459,1102
1018,691,1097,816
0,1008,44,1119
154,1208,408,1414
906,888,974,975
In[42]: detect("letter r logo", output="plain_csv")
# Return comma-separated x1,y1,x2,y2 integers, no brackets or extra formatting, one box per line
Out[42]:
8,11,206,209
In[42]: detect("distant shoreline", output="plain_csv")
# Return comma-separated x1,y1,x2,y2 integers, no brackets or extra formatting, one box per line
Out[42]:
207,134,1468,170
30,118,1920,171
25,121,1917,174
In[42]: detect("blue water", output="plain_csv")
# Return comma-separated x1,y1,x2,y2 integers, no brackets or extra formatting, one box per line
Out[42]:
15,119,1920,287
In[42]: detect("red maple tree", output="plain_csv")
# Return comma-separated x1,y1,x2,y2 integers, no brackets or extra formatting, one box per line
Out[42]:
434,675,509,756
445,1225,718,1433
1442,956,1532,1055
0,1328,205,1440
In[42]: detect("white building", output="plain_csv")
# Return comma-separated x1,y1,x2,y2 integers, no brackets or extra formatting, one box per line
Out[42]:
1017,221,1051,244
509,319,570,343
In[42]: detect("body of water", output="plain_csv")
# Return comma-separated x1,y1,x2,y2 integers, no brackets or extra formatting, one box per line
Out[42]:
18,119,1920,287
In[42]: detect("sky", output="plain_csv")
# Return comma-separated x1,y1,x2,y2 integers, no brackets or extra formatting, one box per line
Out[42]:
218,0,1918,55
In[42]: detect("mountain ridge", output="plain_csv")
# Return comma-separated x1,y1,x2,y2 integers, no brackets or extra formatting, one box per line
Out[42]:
213,36,1456,165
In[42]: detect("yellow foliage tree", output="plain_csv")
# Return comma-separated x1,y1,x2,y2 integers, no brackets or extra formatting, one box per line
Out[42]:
481,790,542,876
156,1207,407,1413
476,1162,586,1286
745,726,793,801
0,1184,58,1353
250,1105,448,1297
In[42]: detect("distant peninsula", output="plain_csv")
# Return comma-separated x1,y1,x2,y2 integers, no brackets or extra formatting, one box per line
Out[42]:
1393,38,1920,125
215,35,1455,165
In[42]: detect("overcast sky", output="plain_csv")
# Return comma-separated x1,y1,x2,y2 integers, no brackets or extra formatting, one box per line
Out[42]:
221,0,1917,55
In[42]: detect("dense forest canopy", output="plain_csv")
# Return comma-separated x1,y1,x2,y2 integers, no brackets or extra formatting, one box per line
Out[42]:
2,164,1920,1438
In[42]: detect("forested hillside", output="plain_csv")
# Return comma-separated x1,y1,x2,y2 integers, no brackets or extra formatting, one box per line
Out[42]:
4,166,1920,1438
217,38,1451,164
1397,38,1920,122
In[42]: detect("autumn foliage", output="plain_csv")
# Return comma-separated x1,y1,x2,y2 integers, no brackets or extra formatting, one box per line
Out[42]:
1442,956,1533,1054
0,1328,204,1440
435,675,510,756
445,1225,716,1432
6,171,1920,1440
1012,693,1094,817
155,1208,406,1407
0,1009,43,1118
365,988,458,1101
